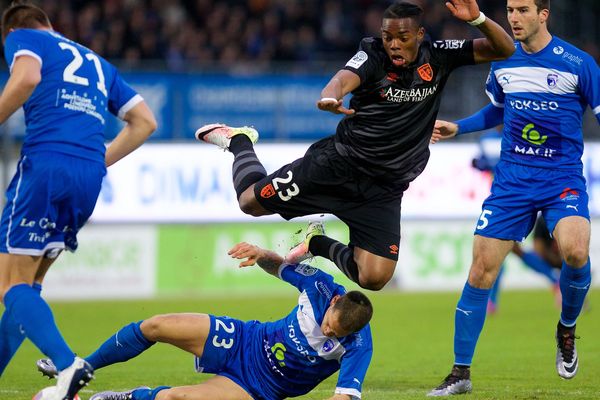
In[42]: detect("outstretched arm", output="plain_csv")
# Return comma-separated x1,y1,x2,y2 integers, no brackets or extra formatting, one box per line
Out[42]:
445,0,514,62
228,242,284,277
0,56,41,124
317,69,361,115
431,103,504,143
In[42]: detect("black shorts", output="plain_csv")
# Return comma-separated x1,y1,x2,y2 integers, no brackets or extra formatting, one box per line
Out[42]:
254,136,407,260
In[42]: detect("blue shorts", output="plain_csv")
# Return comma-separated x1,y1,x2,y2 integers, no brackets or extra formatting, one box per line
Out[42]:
0,152,106,256
195,315,273,400
475,161,589,241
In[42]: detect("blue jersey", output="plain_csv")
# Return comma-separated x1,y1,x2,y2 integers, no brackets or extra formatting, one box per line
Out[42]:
197,264,373,400
3,29,141,163
255,264,373,399
486,37,600,170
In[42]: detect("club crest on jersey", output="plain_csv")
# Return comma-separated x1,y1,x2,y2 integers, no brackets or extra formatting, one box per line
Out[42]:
295,264,318,276
322,339,335,353
547,73,559,87
260,183,276,198
417,63,433,81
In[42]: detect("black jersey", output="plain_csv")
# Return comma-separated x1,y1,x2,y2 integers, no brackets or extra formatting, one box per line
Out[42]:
336,37,475,187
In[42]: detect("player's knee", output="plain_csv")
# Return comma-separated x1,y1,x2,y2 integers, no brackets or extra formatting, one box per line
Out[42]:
467,262,496,288
358,270,393,291
155,387,200,400
140,315,169,341
563,246,589,268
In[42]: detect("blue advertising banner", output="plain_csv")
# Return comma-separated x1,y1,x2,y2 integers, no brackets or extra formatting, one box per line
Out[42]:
0,72,341,141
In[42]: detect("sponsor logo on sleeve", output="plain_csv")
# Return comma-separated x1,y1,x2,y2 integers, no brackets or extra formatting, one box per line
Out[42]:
433,40,466,49
295,264,318,276
315,281,333,299
553,46,564,55
346,51,368,69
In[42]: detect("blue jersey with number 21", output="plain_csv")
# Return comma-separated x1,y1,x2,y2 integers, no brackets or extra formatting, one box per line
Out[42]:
3,28,141,163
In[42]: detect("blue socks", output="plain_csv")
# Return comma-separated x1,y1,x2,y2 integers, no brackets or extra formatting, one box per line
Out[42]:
133,386,171,400
521,251,559,284
3,283,75,371
559,259,591,327
85,321,155,370
0,283,42,375
0,283,43,375
454,282,490,366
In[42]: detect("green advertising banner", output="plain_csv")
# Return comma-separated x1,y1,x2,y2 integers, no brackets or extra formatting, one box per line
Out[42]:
157,220,353,296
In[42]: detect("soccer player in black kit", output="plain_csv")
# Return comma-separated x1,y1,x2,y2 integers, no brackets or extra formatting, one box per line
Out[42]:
196,0,514,290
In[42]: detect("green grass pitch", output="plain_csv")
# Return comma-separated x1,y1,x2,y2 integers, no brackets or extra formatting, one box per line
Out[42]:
2,289,599,399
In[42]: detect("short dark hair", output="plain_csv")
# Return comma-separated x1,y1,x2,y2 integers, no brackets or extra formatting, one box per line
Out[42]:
2,1,51,41
534,0,550,12
383,1,424,26
333,291,373,334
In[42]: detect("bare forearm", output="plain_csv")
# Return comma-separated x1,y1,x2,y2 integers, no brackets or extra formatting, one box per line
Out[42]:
105,102,156,167
256,249,285,277
321,77,344,100
105,124,150,167
0,79,35,124
477,18,514,59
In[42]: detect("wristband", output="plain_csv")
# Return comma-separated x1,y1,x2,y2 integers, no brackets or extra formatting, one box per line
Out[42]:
320,97,339,103
467,12,486,26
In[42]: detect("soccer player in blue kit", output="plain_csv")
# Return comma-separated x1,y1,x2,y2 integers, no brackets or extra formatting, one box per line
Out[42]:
37,242,374,400
0,2,156,399
428,0,599,395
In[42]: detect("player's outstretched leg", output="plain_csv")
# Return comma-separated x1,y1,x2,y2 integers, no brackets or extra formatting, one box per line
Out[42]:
196,124,269,215
286,222,394,290
36,320,156,380
286,221,366,285
427,366,472,397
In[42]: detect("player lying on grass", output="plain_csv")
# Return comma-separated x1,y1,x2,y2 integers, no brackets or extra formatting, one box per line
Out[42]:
37,241,374,400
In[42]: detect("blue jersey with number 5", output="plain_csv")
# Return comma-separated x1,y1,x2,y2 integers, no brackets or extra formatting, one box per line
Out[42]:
3,29,141,163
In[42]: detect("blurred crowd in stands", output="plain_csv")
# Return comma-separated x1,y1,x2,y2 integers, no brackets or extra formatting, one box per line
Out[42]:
2,0,598,72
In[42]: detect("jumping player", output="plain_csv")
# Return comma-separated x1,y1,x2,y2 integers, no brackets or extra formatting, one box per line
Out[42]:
37,242,373,400
195,0,514,291
0,2,156,399
427,0,599,395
